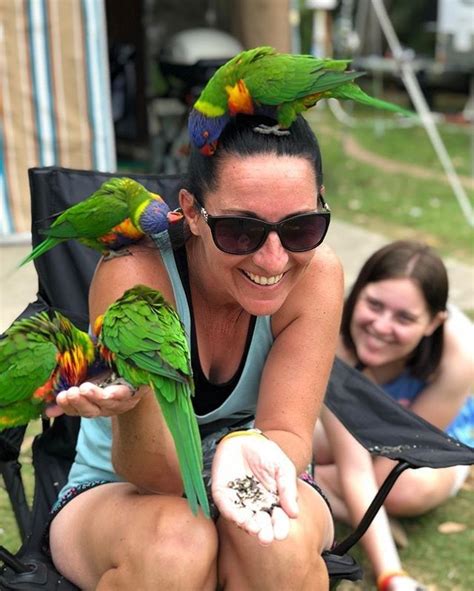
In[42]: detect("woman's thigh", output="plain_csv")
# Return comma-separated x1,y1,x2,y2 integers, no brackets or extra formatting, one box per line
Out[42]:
49,482,217,590
375,461,465,516
313,420,334,465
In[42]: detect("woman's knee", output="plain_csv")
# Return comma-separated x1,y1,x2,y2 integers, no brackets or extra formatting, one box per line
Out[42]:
383,468,454,516
51,488,218,588
139,502,218,572
217,482,332,588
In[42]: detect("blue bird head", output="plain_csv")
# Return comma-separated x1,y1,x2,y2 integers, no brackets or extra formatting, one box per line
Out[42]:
139,199,171,234
188,109,230,155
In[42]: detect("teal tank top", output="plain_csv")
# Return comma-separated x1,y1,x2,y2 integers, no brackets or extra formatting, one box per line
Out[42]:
58,231,274,497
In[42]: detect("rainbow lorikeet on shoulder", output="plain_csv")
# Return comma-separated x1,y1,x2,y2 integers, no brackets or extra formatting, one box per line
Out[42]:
0,311,96,429
94,284,210,518
188,45,413,154
19,177,175,267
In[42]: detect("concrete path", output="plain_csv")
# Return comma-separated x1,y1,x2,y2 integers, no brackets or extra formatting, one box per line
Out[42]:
1,220,473,333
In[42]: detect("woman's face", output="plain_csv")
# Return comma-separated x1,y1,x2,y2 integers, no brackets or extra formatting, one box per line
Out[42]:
350,277,443,369
185,154,320,316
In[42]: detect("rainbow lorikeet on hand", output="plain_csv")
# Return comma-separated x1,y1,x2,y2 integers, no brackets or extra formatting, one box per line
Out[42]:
188,45,413,154
94,284,210,518
0,311,96,430
19,177,174,267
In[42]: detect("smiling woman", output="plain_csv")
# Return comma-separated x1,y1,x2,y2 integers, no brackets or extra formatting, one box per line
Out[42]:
314,240,474,591
46,113,343,590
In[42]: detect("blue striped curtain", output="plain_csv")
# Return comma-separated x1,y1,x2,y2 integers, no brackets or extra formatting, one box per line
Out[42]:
0,0,116,237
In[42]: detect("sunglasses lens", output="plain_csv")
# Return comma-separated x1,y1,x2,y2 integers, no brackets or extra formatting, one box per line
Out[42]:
213,218,265,254
280,214,329,251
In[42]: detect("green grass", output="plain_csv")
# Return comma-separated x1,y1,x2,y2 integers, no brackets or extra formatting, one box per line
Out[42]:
335,477,474,590
305,104,474,263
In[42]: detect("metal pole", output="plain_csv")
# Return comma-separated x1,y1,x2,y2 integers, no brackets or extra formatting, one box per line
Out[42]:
370,0,474,227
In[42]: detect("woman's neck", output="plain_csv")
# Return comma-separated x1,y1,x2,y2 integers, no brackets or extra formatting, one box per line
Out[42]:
363,359,408,386
336,340,407,385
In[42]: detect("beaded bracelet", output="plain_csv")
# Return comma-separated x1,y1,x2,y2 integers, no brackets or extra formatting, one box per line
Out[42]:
218,428,268,444
377,570,409,591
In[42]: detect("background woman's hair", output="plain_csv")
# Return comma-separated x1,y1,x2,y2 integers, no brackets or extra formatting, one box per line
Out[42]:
341,240,449,379
185,114,324,204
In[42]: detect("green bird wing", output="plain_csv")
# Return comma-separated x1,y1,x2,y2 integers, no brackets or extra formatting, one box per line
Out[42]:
41,177,134,240
240,53,361,106
0,399,46,430
0,333,57,407
100,287,192,392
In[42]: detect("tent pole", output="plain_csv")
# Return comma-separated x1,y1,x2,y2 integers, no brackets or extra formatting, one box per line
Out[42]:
370,0,474,227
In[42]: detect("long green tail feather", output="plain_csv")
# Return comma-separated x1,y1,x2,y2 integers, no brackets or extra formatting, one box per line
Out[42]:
157,384,210,518
18,237,62,268
329,83,414,117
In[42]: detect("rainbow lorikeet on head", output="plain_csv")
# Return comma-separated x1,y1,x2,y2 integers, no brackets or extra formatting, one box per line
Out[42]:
93,284,210,518
188,45,413,154
0,311,96,430
19,177,175,267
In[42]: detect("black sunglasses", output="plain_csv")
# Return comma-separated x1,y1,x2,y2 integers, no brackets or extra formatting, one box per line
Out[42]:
195,197,331,255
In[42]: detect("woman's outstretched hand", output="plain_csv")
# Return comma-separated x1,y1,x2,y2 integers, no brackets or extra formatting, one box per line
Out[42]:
46,381,145,418
211,432,299,545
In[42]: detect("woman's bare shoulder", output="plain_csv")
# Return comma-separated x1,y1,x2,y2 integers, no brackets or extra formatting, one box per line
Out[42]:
440,316,474,382
89,240,175,320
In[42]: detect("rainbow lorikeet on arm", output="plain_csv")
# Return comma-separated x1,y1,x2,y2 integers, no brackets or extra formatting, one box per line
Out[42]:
188,45,413,154
0,311,96,430
93,284,210,518
19,177,176,267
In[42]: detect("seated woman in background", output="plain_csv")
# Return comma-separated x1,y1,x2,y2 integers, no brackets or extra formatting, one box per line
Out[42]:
314,240,474,591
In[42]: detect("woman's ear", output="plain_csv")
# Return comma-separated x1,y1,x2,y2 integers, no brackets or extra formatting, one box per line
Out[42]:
179,189,201,236
424,310,448,337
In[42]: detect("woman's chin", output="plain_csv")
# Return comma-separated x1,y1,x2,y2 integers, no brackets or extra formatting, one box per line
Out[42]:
356,347,390,369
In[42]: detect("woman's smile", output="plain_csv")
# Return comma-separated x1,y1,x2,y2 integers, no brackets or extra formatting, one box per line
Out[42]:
241,269,285,286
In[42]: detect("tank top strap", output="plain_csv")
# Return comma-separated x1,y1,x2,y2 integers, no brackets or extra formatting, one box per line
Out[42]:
150,230,191,343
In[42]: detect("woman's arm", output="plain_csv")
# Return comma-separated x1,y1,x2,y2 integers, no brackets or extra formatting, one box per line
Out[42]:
211,247,342,543
407,319,474,430
321,408,403,577
256,245,344,472
88,244,183,493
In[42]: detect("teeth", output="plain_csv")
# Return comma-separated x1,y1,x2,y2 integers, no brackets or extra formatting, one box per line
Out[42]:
245,271,283,285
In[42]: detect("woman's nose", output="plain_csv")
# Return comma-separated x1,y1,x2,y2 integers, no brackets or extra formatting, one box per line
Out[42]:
371,312,393,334
252,231,289,272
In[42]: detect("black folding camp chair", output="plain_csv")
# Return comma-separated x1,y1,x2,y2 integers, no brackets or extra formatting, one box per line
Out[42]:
1,166,473,591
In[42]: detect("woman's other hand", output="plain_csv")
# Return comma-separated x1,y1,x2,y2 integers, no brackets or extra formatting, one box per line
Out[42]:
211,432,299,545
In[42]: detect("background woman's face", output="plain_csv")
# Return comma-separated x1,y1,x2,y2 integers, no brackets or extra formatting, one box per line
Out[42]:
350,277,440,369
195,153,320,315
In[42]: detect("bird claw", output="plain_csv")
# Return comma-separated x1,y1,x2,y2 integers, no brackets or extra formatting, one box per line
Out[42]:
252,124,290,136
103,248,133,261
96,373,138,396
